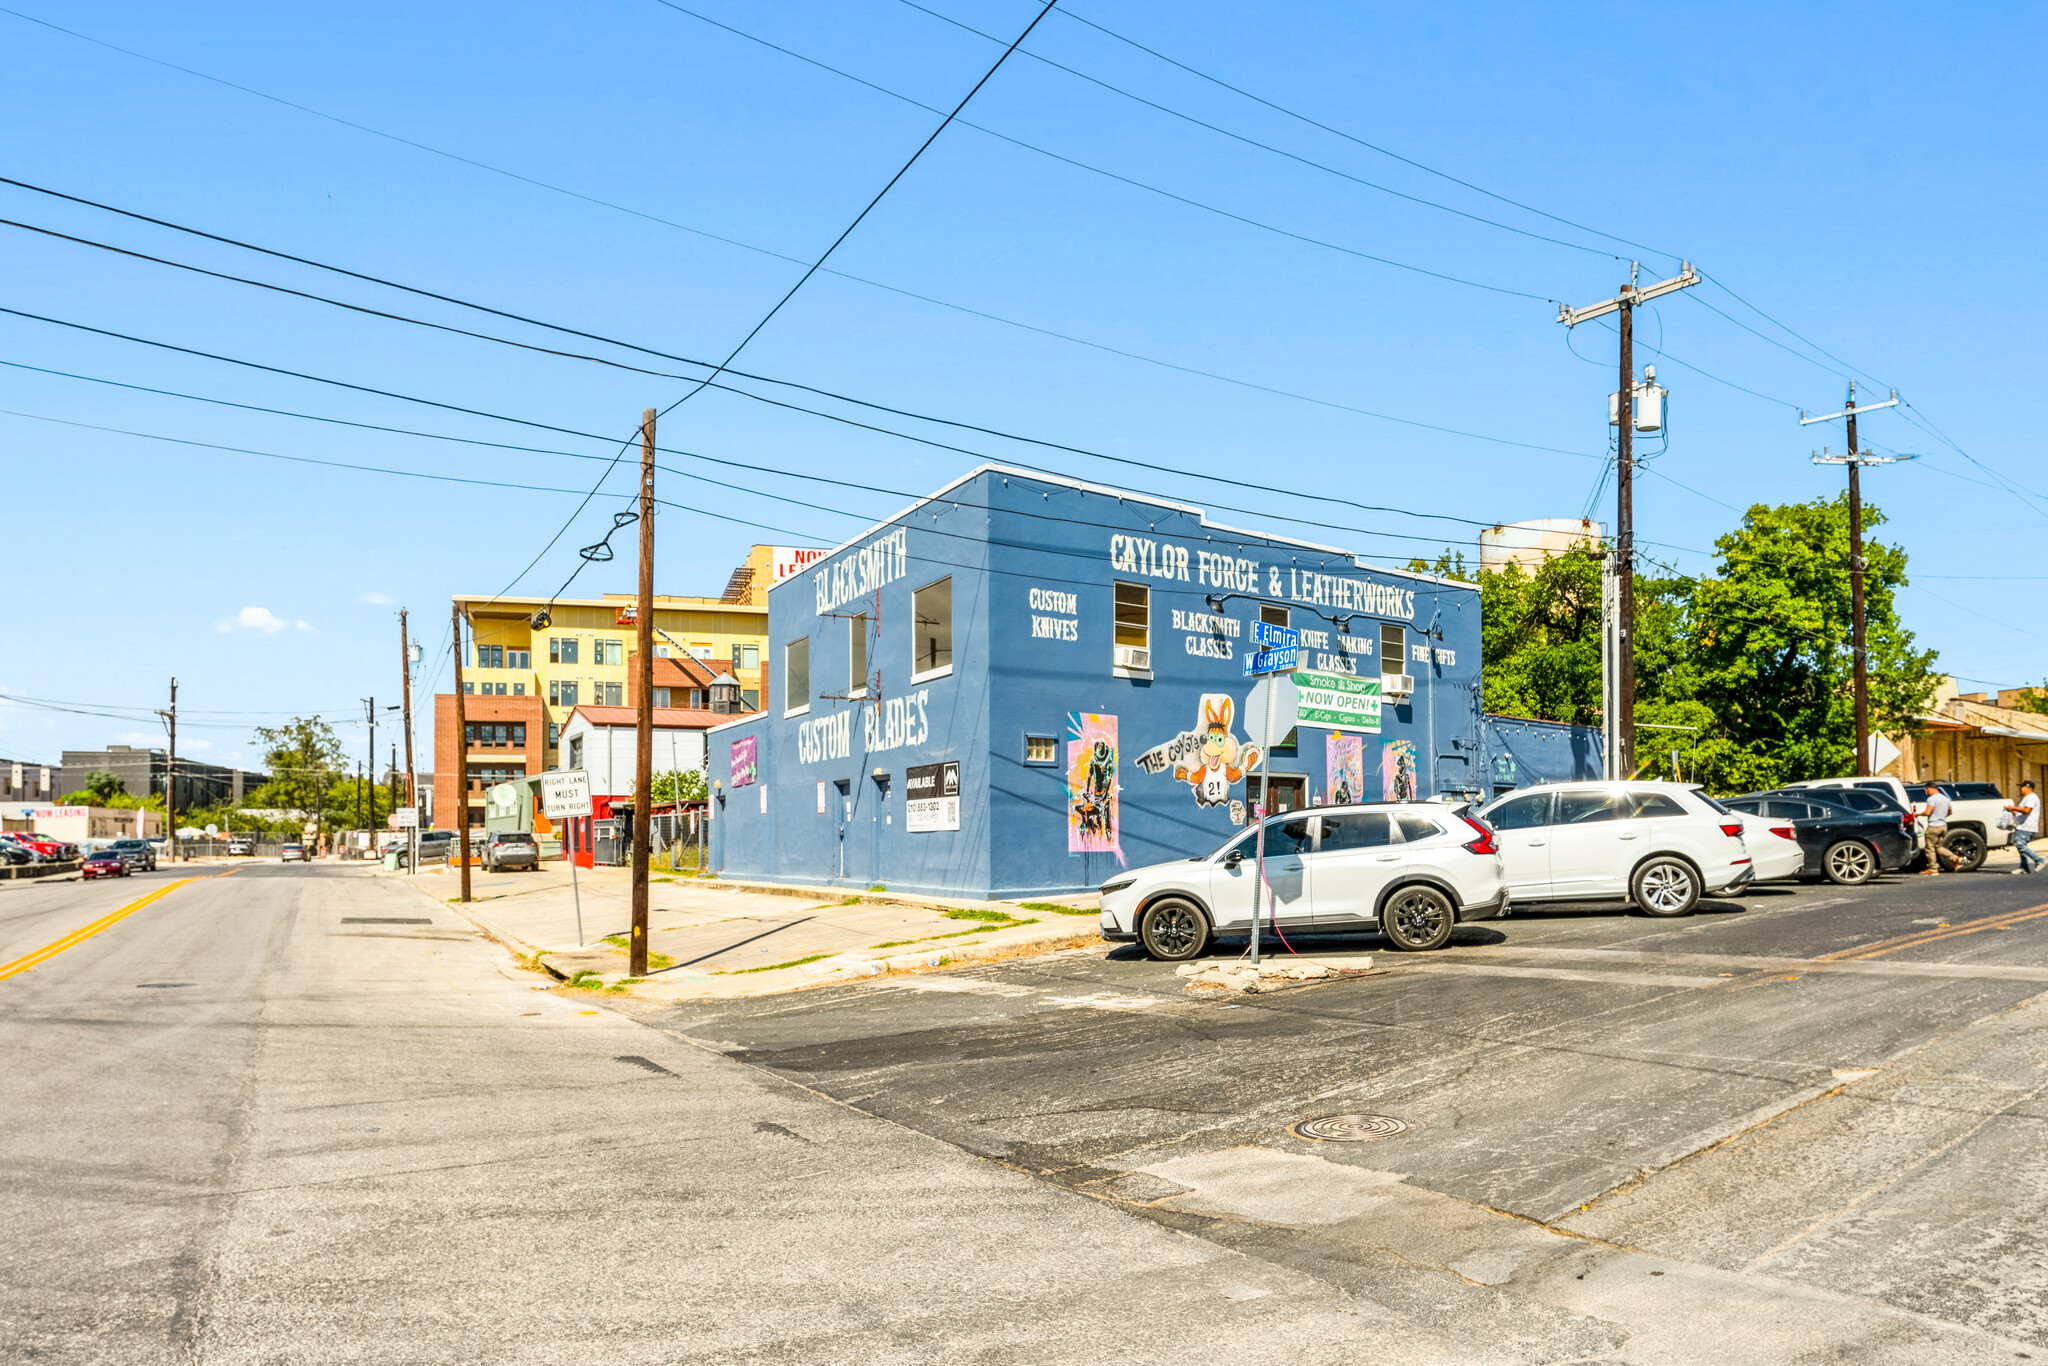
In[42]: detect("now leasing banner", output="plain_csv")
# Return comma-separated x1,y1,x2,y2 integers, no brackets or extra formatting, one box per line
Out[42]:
1290,670,1382,733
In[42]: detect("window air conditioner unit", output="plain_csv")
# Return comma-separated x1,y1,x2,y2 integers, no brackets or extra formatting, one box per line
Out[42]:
1383,673,1416,698
1114,645,1151,671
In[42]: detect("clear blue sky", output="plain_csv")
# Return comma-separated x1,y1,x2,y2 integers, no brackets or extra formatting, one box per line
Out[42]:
6,0,2042,778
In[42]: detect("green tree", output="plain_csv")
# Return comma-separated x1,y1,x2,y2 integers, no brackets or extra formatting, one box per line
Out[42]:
250,717,348,819
650,769,707,803
1674,494,1938,790
60,770,126,805
2013,683,2048,717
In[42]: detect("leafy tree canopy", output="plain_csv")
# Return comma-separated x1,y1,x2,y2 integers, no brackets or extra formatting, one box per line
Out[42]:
249,717,348,818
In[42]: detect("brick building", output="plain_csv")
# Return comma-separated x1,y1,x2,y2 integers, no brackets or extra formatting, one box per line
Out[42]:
432,545,783,830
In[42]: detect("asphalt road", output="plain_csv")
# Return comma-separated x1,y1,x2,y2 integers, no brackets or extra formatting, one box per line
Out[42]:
643,867,2048,1361
4,861,1531,1365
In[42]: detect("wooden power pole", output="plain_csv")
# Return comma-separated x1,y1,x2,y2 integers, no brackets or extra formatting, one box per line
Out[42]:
1558,262,1699,779
1804,383,1905,776
630,408,656,977
400,608,416,811
451,603,472,903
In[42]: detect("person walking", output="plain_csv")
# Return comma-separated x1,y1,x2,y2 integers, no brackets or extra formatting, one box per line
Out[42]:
1917,780,1955,875
2008,779,2042,875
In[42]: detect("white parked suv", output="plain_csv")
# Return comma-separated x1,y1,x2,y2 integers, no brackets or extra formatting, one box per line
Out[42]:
1098,803,1509,960
1474,781,1753,916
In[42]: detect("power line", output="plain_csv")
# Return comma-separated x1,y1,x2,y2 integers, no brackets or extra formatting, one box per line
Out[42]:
648,0,1058,427
646,0,1556,302
0,303,1567,539
896,0,1626,262
0,178,1606,461
1050,3,1682,265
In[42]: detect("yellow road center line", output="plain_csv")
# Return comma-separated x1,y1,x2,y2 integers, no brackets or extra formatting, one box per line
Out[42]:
1820,901,2048,962
0,878,199,982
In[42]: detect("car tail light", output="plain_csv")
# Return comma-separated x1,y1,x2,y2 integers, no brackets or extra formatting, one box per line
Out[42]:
1719,823,1745,839
1458,814,1497,855
1770,826,1799,842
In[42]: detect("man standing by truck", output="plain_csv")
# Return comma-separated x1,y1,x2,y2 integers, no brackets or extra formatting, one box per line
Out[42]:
2008,779,2042,875
1918,780,1956,875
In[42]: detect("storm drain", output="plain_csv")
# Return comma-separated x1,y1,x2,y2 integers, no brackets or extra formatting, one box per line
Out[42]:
1288,1114,1414,1142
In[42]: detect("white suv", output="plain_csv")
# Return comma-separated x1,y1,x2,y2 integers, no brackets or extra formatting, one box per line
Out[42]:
1099,803,1508,960
1475,781,1752,916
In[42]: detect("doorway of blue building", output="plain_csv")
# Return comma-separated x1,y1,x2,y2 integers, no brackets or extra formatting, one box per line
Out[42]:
1245,775,1307,815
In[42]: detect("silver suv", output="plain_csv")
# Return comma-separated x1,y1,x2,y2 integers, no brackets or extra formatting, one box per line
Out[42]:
483,831,540,872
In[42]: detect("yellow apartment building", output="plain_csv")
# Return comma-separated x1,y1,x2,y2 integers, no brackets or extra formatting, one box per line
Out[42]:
435,546,786,822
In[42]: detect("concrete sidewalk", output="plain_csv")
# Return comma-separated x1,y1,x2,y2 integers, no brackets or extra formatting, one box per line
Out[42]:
379,859,1104,999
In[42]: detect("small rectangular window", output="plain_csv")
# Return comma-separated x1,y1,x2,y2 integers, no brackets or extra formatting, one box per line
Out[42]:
743,689,759,710
604,682,623,706
510,650,530,670
913,577,953,679
562,637,579,665
559,681,579,707
1114,582,1149,649
1380,624,1405,677
549,637,561,664
738,642,760,670
548,680,559,705
653,687,671,709
1025,735,1057,764
1259,604,1290,630
786,636,811,714
690,643,713,660
547,722,559,746
654,645,671,658
463,681,474,694
849,612,869,695
512,682,524,696
511,724,526,746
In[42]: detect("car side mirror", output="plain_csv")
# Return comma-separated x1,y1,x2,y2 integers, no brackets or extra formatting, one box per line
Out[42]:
1225,849,1244,868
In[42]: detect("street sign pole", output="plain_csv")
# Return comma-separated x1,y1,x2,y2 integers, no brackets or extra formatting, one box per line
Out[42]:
540,770,594,947
1244,622,1301,969
1253,672,1275,968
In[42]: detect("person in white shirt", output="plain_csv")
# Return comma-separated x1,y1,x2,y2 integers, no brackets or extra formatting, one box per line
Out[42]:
2007,779,2042,875
1918,781,1955,875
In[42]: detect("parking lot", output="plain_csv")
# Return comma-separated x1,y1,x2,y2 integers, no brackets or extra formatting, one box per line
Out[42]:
633,860,2048,1355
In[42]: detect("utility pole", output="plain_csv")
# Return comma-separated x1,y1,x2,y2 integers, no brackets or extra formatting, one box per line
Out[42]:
156,678,178,861
1803,383,1905,776
629,408,656,978
452,604,472,903
1558,261,1699,779
399,609,416,811
362,696,377,835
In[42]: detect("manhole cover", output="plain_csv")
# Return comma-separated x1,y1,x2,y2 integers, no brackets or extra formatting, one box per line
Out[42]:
1288,1114,1414,1142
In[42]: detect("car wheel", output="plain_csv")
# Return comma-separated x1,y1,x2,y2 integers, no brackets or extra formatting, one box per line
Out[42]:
1139,897,1211,962
1944,829,1986,873
1822,840,1877,886
1380,884,1456,951
1632,856,1700,916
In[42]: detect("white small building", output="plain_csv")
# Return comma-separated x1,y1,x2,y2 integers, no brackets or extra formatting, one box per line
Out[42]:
559,705,717,800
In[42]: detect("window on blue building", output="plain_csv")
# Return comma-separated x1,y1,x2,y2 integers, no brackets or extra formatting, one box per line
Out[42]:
912,578,952,680
785,636,810,715
849,612,868,696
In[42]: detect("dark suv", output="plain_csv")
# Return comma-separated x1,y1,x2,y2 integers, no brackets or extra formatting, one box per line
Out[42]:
106,838,158,872
482,831,539,872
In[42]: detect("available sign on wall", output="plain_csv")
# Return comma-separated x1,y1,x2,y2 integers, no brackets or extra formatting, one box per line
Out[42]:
904,761,960,833
730,736,758,787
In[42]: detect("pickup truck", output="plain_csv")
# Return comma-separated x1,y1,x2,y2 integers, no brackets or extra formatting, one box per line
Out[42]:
1787,776,2012,871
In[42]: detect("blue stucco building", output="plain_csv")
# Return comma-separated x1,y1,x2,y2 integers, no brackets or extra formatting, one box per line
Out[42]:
708,466,1486,900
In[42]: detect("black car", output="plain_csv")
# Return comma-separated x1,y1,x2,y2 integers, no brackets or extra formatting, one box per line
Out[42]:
0,842,28,866
1723,791,1916,884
